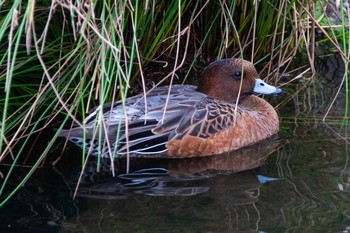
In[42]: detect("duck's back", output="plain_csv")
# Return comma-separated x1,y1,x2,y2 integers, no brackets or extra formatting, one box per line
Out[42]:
59,84,279,158
106,85,241,156
59,85,232,157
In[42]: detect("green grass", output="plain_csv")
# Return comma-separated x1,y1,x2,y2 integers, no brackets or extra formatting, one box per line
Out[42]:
0,0,349,206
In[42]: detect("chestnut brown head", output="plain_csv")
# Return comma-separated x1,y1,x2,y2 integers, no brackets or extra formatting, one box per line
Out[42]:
197,58,281,103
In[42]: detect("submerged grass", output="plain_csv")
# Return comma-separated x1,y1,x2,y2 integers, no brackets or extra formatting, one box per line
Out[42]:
0,0,349,205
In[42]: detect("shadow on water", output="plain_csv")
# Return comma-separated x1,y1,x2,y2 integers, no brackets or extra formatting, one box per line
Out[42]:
1,57,350,233
72,135,281,199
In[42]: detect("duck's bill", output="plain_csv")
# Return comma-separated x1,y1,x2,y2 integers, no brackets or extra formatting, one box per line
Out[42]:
253,79,282,95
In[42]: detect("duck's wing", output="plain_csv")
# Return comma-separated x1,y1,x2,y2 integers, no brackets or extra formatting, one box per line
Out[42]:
115,97,240,155
154,99,240,140
59,85,240,156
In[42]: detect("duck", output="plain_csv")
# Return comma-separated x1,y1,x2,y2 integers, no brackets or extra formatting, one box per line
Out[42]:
58,58,282,158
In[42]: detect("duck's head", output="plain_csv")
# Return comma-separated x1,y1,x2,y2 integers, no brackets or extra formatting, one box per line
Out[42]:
197,58,282,103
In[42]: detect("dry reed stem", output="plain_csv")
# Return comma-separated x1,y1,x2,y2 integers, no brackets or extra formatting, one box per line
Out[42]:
219,0,245,128
251,0,258,62
161,0,183,125
323,71,348,121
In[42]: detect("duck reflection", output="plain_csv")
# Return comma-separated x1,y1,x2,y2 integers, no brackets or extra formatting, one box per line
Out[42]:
75,135,281,200
2,136,282,232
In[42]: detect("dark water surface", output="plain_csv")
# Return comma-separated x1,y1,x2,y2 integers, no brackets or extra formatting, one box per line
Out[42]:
1,78,349,233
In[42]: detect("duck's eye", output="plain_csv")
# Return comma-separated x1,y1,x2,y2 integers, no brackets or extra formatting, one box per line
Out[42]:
233,71,242,79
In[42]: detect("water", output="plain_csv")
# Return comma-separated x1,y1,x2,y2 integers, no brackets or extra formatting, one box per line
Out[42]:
0,76,349,232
